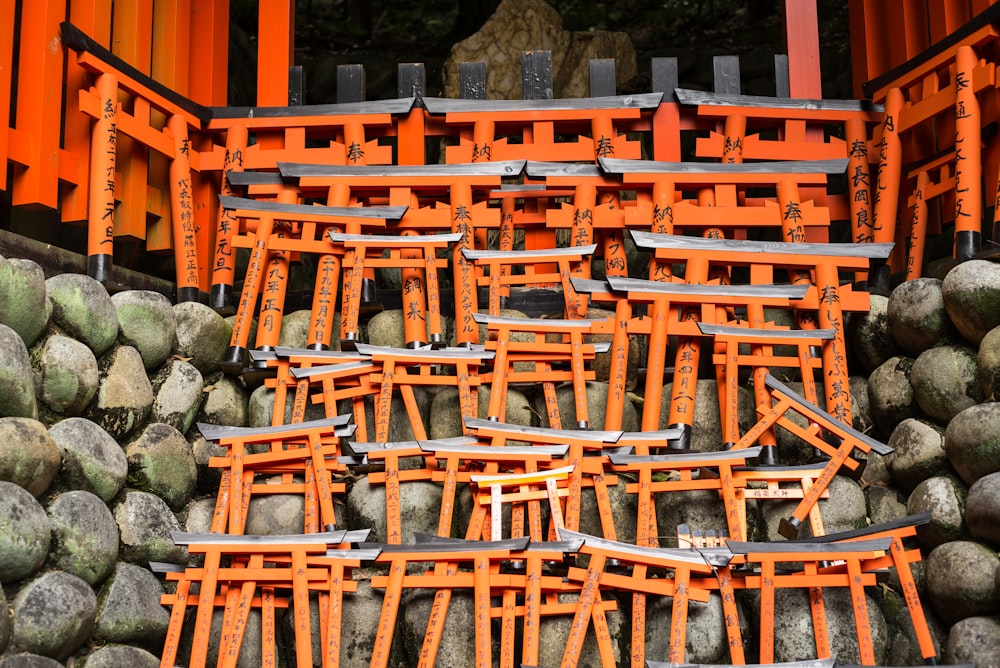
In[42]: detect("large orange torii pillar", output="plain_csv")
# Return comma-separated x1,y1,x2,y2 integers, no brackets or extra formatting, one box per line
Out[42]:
784,0,823,99
257,0,295,106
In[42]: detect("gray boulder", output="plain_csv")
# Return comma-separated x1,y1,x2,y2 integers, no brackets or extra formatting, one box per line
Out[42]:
888,277,956,355
0,417,60,497
657,378,755,452
125,422,197,511
758,475,867,540
848,293,900,372
0,257,49,347
349,388,431,444
183,497,217,534
113,490,187,565
910,345,983,425
150,358,204,433
755,587,888,664
945,615,1000,667
535,380,639,431
945,402,1000,486
111,290,176,369
0,656,63,668
907,475,968,549
979,323,1000,400
926,540,1000,625
29,332,99,418
401,590,476,667
966,471,1000,546
0,582,9,654
244,491,306,535
429,385,533,440
656,489,728,543
942,258,1000,346
866,484,908,526
80,645,160,668
248,384,326,428
346,476,442,544
47,490,119,586
536,591,625,667
93,562,169,646
196,372,248,428
189,432,226,495
11,571,96,660
0,323,38,420
0,481,50,583
867,356,918,436
277,309,312,348
85,345,153,440
45,273,119,356
174,301,232,375
366,309,406,348
887,418,949,491
48,417,127,502
643,592,735,663
173,608,266,668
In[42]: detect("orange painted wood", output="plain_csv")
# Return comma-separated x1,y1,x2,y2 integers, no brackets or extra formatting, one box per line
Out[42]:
110,0,154,240
256,0,294,107
12,0,66,208
783,0,823,99
187,0,229,106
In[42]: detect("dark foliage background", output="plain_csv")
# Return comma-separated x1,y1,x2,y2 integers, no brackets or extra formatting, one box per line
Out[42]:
228,0,853,105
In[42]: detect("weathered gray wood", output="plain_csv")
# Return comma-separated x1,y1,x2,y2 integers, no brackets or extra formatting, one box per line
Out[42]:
421,92,662,114
463,244,597,261
397,63,425,101
589,59,617,97
774,54,790,98
713,55,741,95
726,537,893,555
765,374,894,455
629,230,894,259
651,57,679,103
674,88,884,113
559,528,733,567
609,445,764,466
328,231,461,245
211,98,416,119
288,65,305,106
647,658,835,668
219,195,406,221
337,64,365,103
471,311,600,329
196,414,353,442
419,441,569,458
599,156,849,175
522,50,553,100
697,322,836,340
603,275,810,300
366,536,530,554
459,62,487,100
280,160,525,178
171,530,359,546
524,161,606,178
464,416,622,444
289,361,377,380
353,342,495,361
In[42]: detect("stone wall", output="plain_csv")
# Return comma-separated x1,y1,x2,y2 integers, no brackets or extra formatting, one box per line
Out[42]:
0,249,999,665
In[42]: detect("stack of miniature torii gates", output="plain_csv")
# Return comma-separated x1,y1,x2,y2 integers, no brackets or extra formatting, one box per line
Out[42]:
40,13,1000,668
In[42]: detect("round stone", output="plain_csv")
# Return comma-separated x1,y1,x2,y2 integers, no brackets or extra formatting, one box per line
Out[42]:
966,471,1000,546
941,259,1000,346
926,540,1000,625
29,333,99,418
979,324,1000,400
0,323,38,420
867,356,918,437
906,475,969,549
125,422,197,511
48,417,127,503
112,490,187,566
848,294,899,373
0,481,50,583
174,301,233,375
887,418,948,491
11,571,96,660
910,345,983,425
93,562,169,646
0,417,60,497
45,274,119,356
47,490,119,586
111,290,176,369
945,616,1000,666
887,277,956,355
944,402,1000,486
